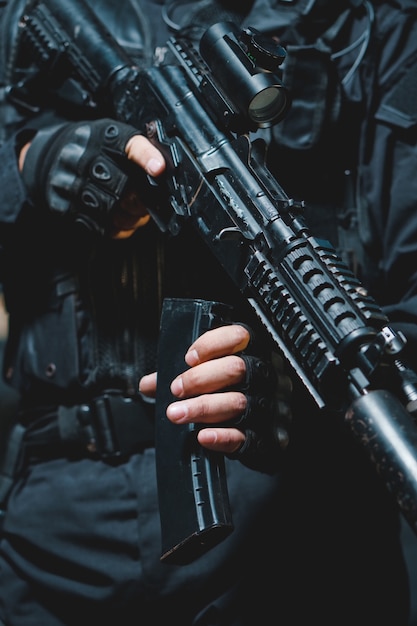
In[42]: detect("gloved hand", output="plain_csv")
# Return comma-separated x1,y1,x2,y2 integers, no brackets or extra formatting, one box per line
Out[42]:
139,323,292,474
20,118,165,237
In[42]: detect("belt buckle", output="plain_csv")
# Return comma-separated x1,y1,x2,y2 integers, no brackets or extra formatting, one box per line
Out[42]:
77,393,154,459
76,394,121,458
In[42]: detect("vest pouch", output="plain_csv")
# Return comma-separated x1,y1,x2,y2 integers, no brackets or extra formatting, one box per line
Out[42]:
7,274,84,394
374,56,417,130
273,43,342,151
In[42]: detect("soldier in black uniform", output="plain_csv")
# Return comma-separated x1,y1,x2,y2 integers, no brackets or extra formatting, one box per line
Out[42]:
0,1,291,624
0,1,416,625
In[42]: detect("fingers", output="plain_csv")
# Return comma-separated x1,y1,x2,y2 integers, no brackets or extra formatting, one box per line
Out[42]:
138,366,248,454
139,326,250,399
185,324,250,366
139,345,249,402
167,350,248,441
125,134,166,176
171,354,246,397
138,371,157,398
111,135,165,239
139,324,254,455
167,390,246,425
197,427,245,454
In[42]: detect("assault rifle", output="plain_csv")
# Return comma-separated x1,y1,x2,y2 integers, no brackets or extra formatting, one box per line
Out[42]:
10,0,417,562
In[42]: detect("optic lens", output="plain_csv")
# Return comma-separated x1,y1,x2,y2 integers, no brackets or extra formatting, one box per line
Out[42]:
248,86,289,127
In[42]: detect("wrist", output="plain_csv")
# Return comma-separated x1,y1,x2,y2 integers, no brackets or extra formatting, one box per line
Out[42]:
14,128,37,172
18,142,32,172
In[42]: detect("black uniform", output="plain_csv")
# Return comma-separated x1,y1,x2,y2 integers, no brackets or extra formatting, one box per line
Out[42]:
0,1,415,625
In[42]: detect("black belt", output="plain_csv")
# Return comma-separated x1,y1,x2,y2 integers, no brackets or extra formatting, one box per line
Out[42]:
23,392,155,460
0,393,155,524
0,392,155,527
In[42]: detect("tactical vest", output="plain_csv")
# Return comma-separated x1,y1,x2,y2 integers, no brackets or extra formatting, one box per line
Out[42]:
1,0,417,399
245,0,417,308
0,0,260,403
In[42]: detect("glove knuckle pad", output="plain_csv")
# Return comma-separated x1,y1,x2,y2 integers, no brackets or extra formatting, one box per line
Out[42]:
23,118,140,235
240,354,276,394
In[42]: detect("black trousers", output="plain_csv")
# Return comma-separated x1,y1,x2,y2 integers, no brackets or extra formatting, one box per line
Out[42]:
0,449,284,625
0,411,410,625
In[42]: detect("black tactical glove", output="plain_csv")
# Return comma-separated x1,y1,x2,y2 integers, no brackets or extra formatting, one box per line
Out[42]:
226,327,293,474
21,118,142,235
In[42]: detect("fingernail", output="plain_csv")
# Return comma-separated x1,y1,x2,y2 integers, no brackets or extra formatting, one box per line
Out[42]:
138,373,151,391
201,430,218,444
147,158,164,176
167,402,188,422
185,349,199,366
170,376,184,397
